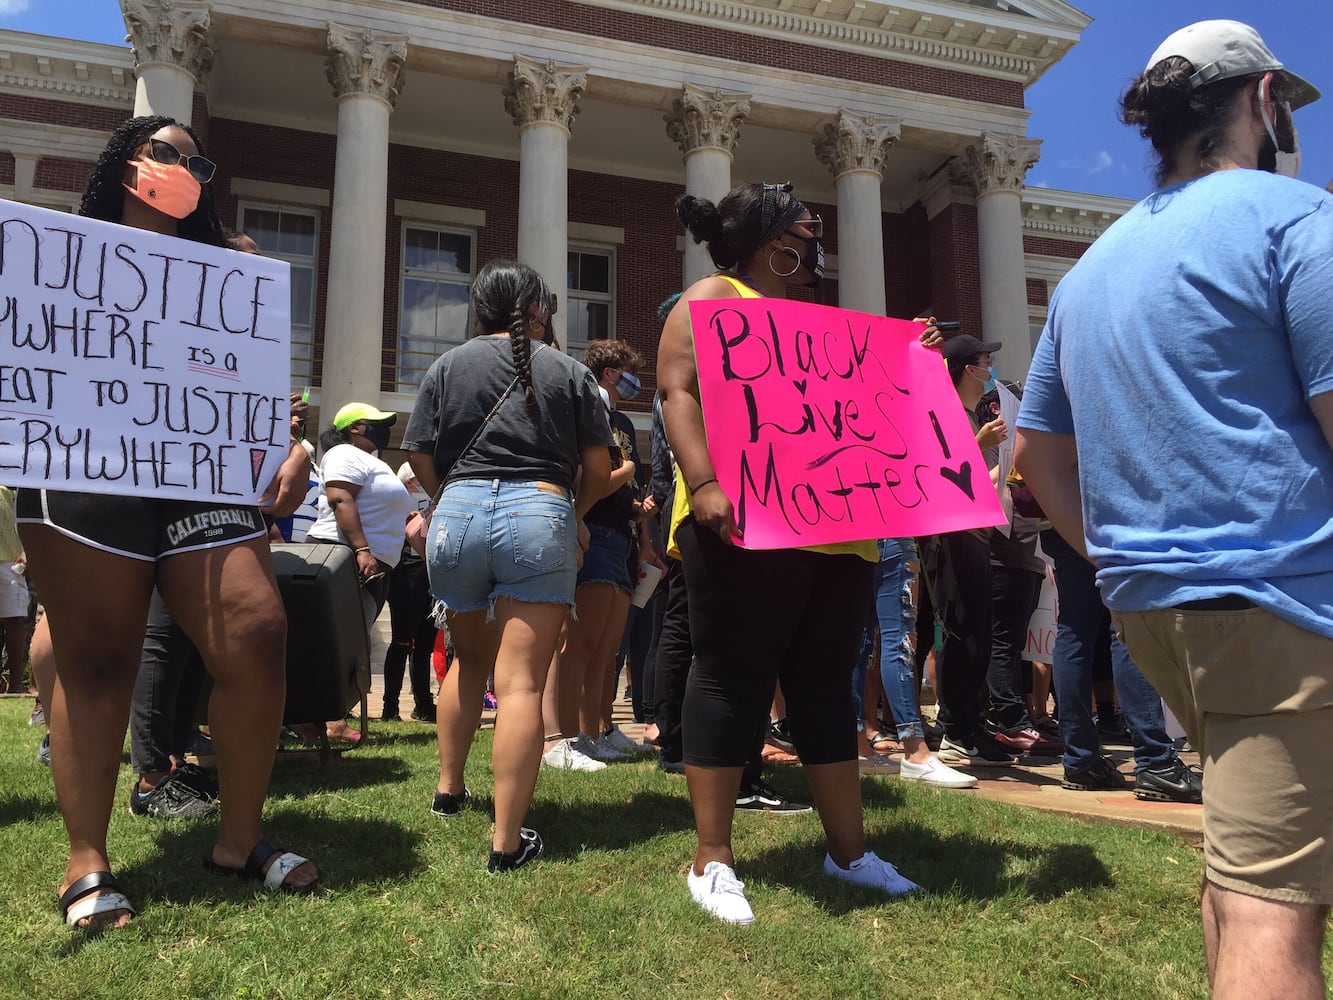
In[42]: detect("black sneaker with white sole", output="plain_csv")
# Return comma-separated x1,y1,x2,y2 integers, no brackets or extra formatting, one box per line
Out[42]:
1062,754,1128,792
487,828,543,872
171,762,220,802
128,771,219,819
938,733,1015,767
765,718,796,754
736,779,813,814
1134,758,1202,803
431,787,470,817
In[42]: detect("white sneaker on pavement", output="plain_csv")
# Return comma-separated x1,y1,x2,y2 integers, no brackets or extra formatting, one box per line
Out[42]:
687,861,754,926
898,755,978,788
541,738,607,772
824,851,921,897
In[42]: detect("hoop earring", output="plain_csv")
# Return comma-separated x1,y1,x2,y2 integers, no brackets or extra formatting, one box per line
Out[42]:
769,246,800,278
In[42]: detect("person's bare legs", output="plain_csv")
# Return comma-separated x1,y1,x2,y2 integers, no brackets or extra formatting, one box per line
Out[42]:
564,582,614,738
589,589,632,736
20,527,155,928
157,538,317,889
436,609,497,797
804,760,866,868
27,616,53,712
488,597,565,853
540,645,564,749
1205,880,1328,999
686,764,747,874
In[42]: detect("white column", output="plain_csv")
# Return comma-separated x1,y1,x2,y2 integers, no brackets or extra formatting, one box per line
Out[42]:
814,110,901,316
321,23,407,412
959,132,1042,381
504,56,588,351
120,0,213,125
664,85,750,287
11,153,37,203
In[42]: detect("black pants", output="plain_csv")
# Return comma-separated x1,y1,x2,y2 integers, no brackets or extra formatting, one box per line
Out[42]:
383,559,437,714
986,564,1043,732
653,555,691,764
129,589,206,775
678,518,872,767
920,531,993,744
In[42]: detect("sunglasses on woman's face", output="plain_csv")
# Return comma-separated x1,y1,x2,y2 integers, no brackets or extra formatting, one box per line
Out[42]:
146,137,217,184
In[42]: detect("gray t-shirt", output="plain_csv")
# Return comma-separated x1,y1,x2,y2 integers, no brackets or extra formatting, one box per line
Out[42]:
403,336,613,491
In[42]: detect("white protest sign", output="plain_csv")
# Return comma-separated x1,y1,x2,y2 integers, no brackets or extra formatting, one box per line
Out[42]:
1023,542,1057,664
992,380,1021,537
0,199,291,503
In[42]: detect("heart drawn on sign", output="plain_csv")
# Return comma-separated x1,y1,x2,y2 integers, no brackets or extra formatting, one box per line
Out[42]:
792,379,807,396
939,462,975,500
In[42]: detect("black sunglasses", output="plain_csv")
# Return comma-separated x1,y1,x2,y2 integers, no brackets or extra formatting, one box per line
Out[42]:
147,138,217,184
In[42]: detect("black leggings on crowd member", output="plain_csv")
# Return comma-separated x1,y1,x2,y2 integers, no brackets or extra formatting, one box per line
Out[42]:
919,530,993,744
383,559,438,715
653,555,691,764
677,517,873,768
129,589,207,775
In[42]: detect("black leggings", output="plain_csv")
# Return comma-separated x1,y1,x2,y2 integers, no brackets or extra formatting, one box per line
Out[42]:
678,517,873,768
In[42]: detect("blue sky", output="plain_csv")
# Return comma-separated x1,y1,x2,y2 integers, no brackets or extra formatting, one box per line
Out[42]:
2,1,1329,202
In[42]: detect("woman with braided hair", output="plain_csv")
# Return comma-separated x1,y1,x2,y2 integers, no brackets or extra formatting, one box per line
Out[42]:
17,116,320,931
404,259,613,871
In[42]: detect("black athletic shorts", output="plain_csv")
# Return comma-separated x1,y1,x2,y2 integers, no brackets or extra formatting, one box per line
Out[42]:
16,488,267,563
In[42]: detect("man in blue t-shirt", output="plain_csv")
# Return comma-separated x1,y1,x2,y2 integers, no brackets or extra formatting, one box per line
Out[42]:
1016,21,1332,998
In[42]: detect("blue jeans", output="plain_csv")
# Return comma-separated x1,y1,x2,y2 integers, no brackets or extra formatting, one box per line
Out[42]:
1041,529,1175,773
874,538,924,741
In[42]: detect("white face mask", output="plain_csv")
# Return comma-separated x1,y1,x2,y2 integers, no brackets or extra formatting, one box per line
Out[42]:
1259,81,1301,179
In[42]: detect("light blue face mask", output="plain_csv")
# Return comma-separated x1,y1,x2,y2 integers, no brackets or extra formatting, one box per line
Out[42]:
971,364,997,394
614,371,641,401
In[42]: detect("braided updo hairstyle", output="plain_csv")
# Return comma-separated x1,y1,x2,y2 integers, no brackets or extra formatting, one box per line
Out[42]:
470,259,553,407
1119,59,1277,187
79,115,228,247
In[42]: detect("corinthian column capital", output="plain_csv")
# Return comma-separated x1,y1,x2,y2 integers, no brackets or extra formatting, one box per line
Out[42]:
959,132,1042,195
120,0,214,81
503,55,588,134
325,22,409,108
813,109,901,180
664,84,751,157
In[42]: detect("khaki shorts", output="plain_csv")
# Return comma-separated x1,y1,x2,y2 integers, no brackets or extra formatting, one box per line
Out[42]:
1113,604,1333,905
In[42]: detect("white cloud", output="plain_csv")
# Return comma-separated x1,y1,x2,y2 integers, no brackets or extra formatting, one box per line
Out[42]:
1057,150,1115,174
1090,150,1113,173
1029,180,1050,188
0,0,31,15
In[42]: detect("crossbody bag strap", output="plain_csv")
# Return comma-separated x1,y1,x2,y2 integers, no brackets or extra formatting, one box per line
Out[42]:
427,342,546,509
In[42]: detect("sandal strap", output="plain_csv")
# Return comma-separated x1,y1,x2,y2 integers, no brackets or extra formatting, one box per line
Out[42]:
64,891,134,927
262,850,312,890
59,871,119,914
243,839,284,881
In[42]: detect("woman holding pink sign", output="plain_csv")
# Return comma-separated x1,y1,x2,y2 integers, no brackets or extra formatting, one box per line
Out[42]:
657,182,923,927
17,117,320,930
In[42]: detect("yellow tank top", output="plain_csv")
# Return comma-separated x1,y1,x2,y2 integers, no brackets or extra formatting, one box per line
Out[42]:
666,275,877,563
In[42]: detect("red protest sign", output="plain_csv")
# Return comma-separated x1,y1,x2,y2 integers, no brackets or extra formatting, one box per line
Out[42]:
689,297,1005,549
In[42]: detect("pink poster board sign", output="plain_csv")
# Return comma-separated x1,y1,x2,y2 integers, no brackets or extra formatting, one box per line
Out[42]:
689,297,1005,549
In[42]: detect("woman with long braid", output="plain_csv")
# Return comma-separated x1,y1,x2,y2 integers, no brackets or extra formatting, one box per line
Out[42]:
17,116,320,930
404,260,613,871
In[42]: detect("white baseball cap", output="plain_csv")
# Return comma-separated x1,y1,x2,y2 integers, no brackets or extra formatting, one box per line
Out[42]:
1145,20,1319,109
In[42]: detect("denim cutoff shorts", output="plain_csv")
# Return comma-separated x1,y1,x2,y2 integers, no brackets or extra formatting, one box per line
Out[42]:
576,521,634,594
427,478,577,618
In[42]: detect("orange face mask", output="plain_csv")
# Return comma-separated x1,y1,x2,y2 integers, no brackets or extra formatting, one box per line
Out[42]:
123,158,201,219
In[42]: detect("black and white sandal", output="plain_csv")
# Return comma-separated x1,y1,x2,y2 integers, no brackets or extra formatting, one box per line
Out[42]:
59,871,135,928
205,838,318,894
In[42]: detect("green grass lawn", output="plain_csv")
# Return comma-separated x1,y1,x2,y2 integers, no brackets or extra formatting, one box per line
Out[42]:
0,700,1320,1000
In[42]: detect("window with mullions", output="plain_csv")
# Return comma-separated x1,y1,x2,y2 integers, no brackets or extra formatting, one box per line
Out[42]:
398,225,475,393
238,203,319,387
566,247,614,356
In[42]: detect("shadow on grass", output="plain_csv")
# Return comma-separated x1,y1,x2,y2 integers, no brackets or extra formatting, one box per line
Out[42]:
268,753,411,795
0,792,58,825
527,790,696,856
745,823,1114,915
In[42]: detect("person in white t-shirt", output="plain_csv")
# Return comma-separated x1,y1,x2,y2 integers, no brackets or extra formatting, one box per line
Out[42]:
307,403,416,621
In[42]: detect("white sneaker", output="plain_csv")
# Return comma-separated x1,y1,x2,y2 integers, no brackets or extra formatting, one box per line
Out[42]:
824,851,921,897
601,726,643,756
898,755,978,788
575,732,626,762
687,861,754,926
541,738,607,772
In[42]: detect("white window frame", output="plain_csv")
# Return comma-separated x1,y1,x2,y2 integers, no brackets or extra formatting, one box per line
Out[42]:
566,243,616,359
396,221,477,394
237,200,321,390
